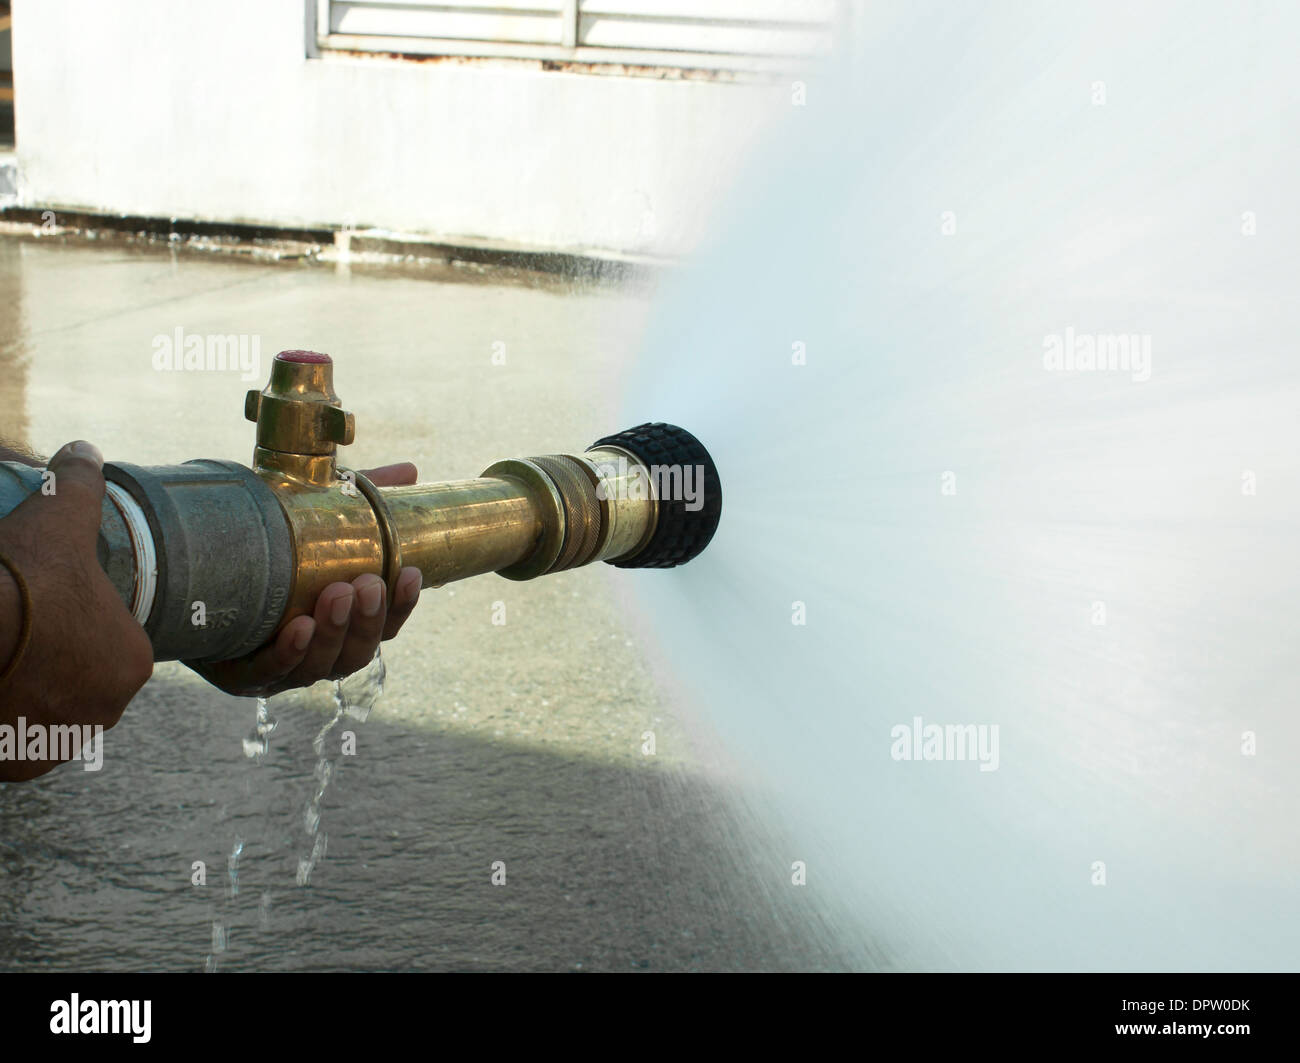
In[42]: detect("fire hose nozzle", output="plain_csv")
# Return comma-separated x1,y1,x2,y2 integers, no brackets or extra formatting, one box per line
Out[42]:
0,351,722,662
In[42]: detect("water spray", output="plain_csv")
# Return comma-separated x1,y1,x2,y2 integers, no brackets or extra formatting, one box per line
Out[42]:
0,350,722,662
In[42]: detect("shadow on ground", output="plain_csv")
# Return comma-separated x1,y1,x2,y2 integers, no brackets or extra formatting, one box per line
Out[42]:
0,670,862,972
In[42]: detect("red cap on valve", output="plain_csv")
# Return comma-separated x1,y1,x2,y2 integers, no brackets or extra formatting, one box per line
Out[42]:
276,350,332,364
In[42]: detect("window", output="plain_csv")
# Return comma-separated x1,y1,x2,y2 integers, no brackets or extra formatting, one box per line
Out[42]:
315,0,841,76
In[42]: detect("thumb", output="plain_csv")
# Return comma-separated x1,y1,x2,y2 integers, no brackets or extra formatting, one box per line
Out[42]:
41,441,108,549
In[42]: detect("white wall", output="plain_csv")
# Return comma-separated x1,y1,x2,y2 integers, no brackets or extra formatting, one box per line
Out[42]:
12,0,794,257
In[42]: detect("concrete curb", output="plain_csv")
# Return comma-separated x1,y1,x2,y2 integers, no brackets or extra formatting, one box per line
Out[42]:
0,206,673,283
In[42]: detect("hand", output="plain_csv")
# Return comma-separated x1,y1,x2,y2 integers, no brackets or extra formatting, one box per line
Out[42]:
185,463,424,698
0,441,155,780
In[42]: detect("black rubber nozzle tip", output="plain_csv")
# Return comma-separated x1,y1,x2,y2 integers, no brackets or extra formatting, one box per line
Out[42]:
588,422,722,569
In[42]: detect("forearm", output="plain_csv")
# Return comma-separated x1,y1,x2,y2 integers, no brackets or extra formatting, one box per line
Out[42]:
0,441,44,468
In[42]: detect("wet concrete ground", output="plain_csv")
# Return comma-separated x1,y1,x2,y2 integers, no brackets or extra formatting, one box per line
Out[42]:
0,237,861,971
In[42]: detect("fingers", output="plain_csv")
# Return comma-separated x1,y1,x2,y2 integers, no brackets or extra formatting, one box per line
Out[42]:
200,615,316,697
359,462,418,487
266,615,318,680
331,573,387,677
330,567,422,674
189,567,422,698
39,441,106,550
285,583,355,686
382,567,422,641
270,569,420,687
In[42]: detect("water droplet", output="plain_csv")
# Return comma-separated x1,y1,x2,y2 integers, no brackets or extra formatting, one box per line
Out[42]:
242,697,278,760
227,836,244,898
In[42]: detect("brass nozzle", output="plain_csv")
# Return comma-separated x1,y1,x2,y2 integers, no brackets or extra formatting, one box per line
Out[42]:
246,350,722,637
